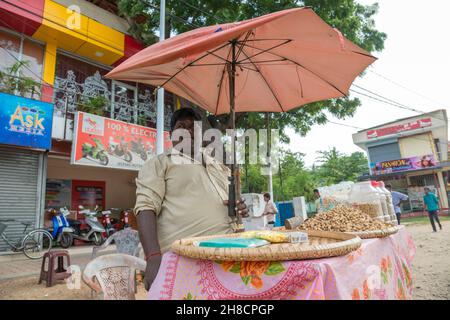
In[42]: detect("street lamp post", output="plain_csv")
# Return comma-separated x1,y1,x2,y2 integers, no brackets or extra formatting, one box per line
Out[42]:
156,0,166,155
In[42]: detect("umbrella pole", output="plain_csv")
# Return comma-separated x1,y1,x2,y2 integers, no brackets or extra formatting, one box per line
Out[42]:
228,40,244,232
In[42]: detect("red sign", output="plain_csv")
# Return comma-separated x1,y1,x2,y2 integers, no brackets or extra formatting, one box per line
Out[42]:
71,180,106,211
367,118,432,139
71,112,172,171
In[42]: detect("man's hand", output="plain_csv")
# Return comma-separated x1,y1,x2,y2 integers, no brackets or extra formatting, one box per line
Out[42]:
137,210,161,292
223,198,249,217
144,255,162,291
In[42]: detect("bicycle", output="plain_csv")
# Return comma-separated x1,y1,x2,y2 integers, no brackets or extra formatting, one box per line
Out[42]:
0,219,53,259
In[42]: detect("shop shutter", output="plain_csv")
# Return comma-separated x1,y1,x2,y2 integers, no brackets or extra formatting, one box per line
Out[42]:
368,142,401,163
398,134,435,159
0,146,41,252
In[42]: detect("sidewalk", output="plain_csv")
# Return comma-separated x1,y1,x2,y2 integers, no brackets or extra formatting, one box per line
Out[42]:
0,245,116,281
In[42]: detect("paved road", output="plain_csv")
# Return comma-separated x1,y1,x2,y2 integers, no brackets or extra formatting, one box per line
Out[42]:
0,246,116,281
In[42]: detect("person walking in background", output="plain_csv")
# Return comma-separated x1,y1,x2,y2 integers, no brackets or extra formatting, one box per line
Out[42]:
423,187,442,232
385,184,409,225
313,189,324,213
262,193,278,230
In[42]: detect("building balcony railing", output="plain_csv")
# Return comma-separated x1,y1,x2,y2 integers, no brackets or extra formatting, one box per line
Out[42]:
0,72,174,142
51,70,174,141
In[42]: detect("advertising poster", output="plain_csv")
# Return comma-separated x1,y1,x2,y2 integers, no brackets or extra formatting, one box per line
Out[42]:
45,179,72,210
0,92,53,149
366,118,432,139
71,112,172,171
371,154,437,175
71,180,106,212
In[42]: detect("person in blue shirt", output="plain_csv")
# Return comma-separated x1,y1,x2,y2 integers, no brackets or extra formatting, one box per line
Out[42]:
423,187,442,232
386,184,409,225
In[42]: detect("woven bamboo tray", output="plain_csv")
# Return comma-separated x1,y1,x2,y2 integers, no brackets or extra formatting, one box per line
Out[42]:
170,230,362,262
348,225,399,239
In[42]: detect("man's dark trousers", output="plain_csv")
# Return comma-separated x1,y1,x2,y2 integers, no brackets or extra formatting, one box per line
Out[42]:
428,210,442,232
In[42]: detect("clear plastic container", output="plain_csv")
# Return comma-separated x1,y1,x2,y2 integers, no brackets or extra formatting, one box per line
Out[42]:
371,181,391,223
348,181,384,221
378,181,398,225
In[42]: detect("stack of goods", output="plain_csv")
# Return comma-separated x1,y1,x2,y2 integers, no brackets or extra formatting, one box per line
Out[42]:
348,181,385,221
351,203,382,219
298,205,392,233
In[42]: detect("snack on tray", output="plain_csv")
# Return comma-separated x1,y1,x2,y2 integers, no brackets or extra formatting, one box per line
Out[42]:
298,205,392,233
241,230,289,243
194,238,270,248
288,231,309,243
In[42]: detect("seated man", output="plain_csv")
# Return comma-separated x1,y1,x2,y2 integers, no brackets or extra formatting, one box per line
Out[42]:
135,108,248,290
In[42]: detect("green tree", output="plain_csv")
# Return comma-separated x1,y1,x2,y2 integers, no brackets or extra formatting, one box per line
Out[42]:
315,147,368,185
117,0,386,140
272,150,316,202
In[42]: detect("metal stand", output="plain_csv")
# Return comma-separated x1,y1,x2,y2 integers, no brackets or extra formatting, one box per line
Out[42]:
227,40,244,232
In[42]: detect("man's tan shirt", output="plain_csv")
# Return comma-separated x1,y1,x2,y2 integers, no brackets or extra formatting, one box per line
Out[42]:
134,149,234,252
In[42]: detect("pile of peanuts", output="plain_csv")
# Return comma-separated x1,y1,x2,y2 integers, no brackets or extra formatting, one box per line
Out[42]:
298,205,391,232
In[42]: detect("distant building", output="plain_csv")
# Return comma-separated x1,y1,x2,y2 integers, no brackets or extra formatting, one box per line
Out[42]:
352,109,449,213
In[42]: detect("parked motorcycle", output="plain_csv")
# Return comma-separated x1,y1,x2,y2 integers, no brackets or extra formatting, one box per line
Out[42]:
68,205,106,246
121,208,133,229
108,137,132,162
130,138,148,161
47,207,74,249
82,138,109,166
101,209,117,237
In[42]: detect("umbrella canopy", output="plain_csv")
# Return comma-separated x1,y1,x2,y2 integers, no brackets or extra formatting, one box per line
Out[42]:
106,7,376,115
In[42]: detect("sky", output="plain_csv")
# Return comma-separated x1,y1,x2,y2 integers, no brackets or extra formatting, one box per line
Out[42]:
287,0,450,167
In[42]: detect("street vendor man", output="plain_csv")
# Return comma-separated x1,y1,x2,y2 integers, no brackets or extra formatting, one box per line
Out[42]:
134,107,248,291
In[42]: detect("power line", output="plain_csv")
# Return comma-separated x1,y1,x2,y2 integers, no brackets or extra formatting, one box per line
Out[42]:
176,0,223,23
368,69,447,107
349,86,449,124
144,1,202,29
352,84,424,114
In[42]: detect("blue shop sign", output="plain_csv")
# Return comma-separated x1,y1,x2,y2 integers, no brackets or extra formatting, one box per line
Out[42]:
0,92,53,150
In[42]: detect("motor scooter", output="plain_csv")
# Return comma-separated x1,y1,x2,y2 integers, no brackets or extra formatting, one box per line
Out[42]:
68,205,106,246
101,209,117,237
108,137,132,162
47,207,74,248
130,138,148,161
121,208,132,229
82,138,109,166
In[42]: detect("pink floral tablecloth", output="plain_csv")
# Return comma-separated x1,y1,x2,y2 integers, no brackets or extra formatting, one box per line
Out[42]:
148,226,415,300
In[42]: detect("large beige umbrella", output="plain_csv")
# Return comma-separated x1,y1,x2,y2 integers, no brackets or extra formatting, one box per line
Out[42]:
106,7,376,224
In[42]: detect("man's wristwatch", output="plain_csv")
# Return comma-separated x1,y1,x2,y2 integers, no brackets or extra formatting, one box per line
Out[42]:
145,251,161,261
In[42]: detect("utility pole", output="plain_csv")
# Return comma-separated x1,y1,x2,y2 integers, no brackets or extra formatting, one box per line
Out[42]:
156,0,166,155
266,112,274,199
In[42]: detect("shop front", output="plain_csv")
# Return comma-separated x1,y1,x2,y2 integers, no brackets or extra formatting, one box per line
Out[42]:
0,92,53,253
45,112,172,241
353,109,449,215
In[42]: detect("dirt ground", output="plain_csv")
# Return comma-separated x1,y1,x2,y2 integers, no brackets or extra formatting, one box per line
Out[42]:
0,220,448,300
0,275,148,300
405,220,450,300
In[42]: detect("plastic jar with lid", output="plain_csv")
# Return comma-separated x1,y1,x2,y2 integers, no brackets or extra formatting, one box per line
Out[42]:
371,181,391,223
378,181,398,225
348,181,384,220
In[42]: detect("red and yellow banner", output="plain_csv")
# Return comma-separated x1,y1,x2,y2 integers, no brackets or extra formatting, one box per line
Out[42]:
71,112,171,171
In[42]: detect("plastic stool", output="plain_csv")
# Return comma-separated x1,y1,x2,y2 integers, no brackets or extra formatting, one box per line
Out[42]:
38,250,71,287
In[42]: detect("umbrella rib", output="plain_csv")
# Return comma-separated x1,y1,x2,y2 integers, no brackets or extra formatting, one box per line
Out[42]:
160,42,231,88
242,42,348,97
214,44,233,115
236,39,292,64
239,48,285,112
235,31,253,61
